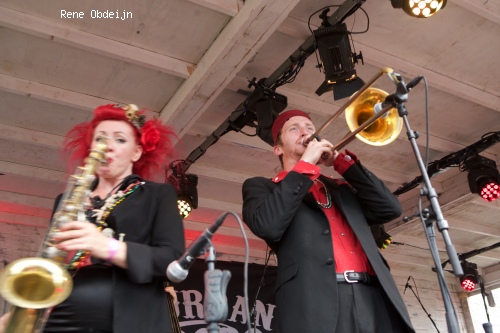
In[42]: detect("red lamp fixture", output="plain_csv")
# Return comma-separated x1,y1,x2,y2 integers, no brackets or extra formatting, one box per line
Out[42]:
479,180,500,202
466,155,500,202
460,261,479,292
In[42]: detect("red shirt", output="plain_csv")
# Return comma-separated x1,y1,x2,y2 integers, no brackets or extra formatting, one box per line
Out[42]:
272,151,375,275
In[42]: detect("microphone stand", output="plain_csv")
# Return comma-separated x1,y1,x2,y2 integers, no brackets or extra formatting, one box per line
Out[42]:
388,75,462,333
203,245,231,333
406,281,440,332
479,277,493,333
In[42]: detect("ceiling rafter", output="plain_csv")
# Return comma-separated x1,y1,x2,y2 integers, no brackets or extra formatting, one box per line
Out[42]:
0,6,194,79
0,74,112,111
186,0,241,17
277,16,500,113
391,234,500,262
453,0,500,24
159,0,304,135
228,75,490,156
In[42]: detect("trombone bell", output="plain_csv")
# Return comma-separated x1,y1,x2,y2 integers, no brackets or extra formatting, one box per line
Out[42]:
345,88,403,146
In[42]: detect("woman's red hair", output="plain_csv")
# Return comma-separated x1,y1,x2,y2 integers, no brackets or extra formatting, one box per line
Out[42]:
64,104,178,180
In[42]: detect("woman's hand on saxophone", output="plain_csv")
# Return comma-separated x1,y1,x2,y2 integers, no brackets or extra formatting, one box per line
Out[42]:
53,222,128,269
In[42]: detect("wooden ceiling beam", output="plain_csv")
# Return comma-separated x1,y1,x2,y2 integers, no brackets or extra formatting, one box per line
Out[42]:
195,0,500,28
183,220,258,240
453,0,500,25
0,123,63,148
358,43,500,113
449,218,500,238
391,234,500,262
189,164,250,184
387,179,472,231
483,263,500,289
228,75,494,158
186,0,242,17
197,198,242,213
0,73,111,111
0,191,54,209
159,0,303,136
383,252,436,268
187,123,418,186
0,161,66,183
0,6,194,79
0,212,48,229
277,17,500,113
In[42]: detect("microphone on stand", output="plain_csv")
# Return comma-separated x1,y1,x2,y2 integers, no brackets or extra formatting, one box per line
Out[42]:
406,76,424,92
403,276,412,294
167,212,228,283
373,75,424,116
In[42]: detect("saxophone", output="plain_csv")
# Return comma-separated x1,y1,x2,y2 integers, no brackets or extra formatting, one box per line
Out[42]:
0,142,107,333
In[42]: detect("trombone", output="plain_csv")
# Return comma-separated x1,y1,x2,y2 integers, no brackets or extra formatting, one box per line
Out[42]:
303,67,403,151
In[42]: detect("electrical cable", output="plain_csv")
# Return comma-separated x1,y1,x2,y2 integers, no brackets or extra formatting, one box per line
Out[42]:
250,248,273,333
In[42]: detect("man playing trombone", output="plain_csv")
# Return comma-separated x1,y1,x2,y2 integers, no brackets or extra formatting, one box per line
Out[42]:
242,110,415,333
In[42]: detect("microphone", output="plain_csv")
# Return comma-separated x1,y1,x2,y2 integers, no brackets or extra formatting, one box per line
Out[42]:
373,75,423,116
403,276,411,294
405,75,423,92
167,212,228,283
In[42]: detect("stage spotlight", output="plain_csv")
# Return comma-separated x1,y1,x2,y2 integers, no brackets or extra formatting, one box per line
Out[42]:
460,261,479,292
465,155,500,202
391,0,447,18
314,22,364,100
167,162,199,218
246,84,288,146
177,174,198,219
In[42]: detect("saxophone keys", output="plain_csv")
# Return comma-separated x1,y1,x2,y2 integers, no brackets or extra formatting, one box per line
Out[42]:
44,246,60,259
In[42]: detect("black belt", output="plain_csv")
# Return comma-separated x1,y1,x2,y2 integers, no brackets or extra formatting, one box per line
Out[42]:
336,271,378,285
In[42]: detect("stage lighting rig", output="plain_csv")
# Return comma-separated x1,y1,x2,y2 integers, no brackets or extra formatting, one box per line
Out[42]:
460,261,479,292
314,9,365,101
177,173,198,218
393,131,500,196
391,0,447,18
167,161,199,219
246,79,288,146
465,155,500,202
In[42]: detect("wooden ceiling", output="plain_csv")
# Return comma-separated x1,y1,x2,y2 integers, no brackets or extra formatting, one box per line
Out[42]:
0,0,499,293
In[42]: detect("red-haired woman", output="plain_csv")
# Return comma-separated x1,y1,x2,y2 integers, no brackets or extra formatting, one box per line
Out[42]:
40,104,185,333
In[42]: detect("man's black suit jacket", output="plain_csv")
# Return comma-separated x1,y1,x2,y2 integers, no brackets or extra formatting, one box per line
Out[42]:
242,161,415,333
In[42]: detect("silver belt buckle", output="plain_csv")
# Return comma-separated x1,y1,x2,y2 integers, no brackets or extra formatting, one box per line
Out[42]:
343,270,358,283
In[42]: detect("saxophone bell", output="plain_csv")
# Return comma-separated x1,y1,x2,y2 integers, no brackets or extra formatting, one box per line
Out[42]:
0,258,72,310
0,141,107,333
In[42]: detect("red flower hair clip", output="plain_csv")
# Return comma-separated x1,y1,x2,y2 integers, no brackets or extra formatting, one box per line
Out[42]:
140,121,161,153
